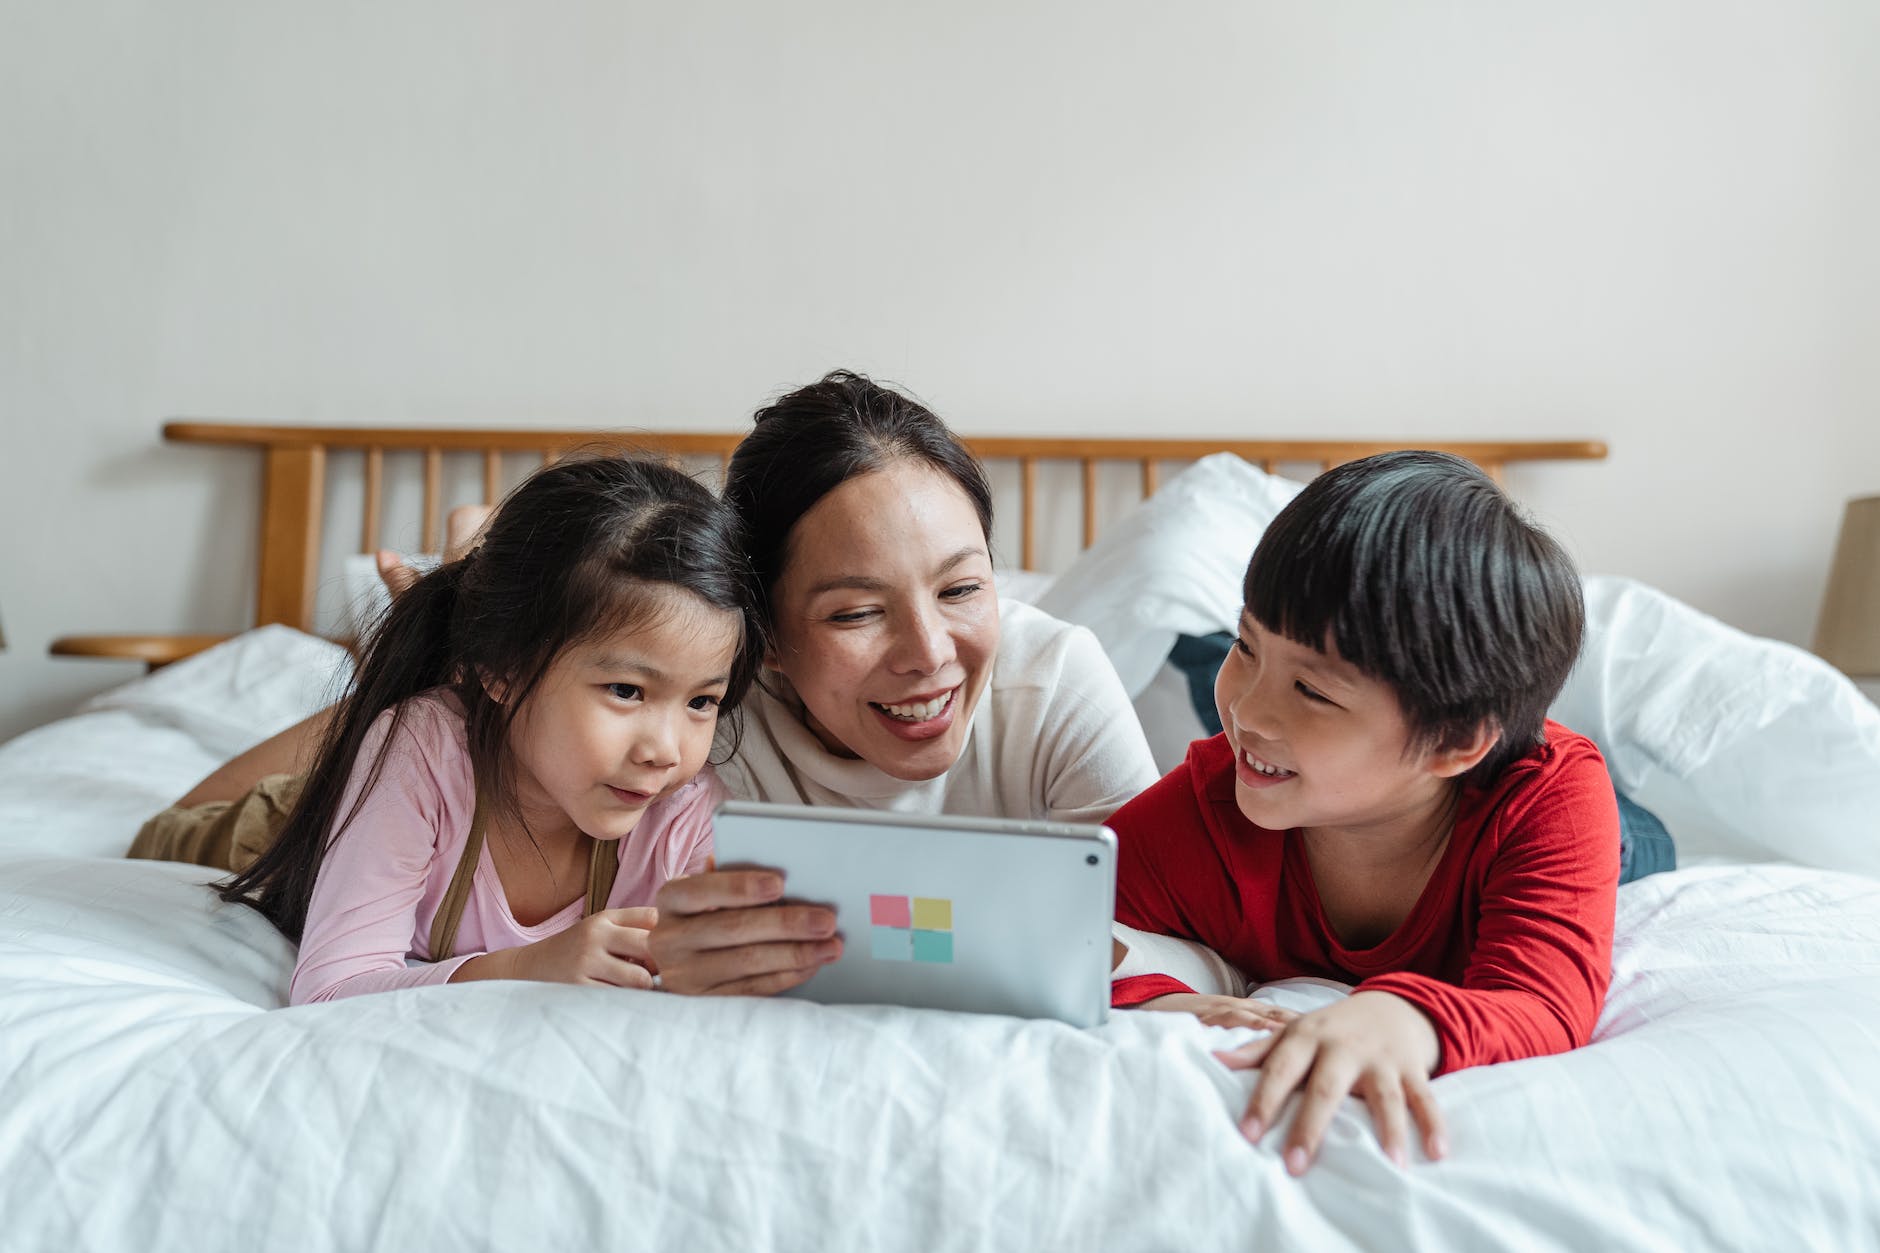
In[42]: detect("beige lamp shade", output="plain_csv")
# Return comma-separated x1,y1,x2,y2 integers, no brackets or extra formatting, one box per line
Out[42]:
1814,495,1880,677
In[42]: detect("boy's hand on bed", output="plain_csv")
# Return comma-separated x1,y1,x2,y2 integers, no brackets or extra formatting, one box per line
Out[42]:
1139,993,1299,1032
1213,990,1445,1174
493,907,662,988
649,869,844,996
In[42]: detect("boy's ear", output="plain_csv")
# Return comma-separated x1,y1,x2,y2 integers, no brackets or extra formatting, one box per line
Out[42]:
1427,720,1499,780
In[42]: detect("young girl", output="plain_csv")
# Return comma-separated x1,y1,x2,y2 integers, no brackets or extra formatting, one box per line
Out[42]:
220,455,764,1005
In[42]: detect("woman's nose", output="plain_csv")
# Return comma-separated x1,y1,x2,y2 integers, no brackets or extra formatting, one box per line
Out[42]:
889,604,954,675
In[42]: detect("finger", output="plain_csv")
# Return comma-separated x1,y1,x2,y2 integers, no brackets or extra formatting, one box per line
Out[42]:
1365,1072,1412,1168
600,906,659,930
663,937,844,995
1244,1032,1317,1141
654,869,788,916
1282,1054,1363,1175
702,963,825,998
655,902,838,955
1406,1074,1449,1161
602,925,656,967
1212,1035,1277,1071
580,959,657,991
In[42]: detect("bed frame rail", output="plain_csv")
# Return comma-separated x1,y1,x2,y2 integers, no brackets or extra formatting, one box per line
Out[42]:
49,422,1605,668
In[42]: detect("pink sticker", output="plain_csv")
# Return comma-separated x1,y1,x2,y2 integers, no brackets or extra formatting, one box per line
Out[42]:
869,894,911,927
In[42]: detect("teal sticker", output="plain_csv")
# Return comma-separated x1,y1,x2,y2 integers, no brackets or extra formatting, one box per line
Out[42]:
871,927,912,961
911,929,953,964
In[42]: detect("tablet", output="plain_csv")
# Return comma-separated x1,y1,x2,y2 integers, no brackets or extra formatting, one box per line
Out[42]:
711,801,1116,1028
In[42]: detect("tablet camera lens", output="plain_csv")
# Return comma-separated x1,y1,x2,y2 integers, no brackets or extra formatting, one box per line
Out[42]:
1086,854,1098,866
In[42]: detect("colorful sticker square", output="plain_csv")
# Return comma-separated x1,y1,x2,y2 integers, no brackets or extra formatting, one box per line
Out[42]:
911,929,953,963
911,897,952,930
871,927,913,961
869,894,911,927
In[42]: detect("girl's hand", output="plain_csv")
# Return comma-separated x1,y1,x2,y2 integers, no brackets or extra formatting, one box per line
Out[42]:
454,907,661,988
648,868,844,996
1214,990,1447,1174
1139,993,1300,1032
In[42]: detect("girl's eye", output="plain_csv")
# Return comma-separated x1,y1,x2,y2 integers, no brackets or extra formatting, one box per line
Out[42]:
606,683,643,702
687,694,722,713
940,582,985,602
1233,637,1254,658
1296,681,1331,704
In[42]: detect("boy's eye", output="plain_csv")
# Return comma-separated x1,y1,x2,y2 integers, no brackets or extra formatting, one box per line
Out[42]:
1295,681,1331,704
606,683,643,702
687,694,722,713
1233,637,1254,658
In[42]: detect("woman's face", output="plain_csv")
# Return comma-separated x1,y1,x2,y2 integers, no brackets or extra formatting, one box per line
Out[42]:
768,460,1000,781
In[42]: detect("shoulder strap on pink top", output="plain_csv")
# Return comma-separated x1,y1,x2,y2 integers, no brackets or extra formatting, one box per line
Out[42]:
428,795,623,962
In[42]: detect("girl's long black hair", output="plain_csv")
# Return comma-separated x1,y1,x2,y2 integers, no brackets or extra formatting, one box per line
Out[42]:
221,453,764,941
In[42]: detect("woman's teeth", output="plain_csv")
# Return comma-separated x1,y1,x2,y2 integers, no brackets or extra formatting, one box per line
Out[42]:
876,690,955,722
1243,750,1295,778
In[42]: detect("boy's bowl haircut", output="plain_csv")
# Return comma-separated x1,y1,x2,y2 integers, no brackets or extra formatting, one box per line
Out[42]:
1243,450,1584,784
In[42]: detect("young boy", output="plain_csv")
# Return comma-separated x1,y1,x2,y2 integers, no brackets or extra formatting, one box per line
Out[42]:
1109,450,1617,1176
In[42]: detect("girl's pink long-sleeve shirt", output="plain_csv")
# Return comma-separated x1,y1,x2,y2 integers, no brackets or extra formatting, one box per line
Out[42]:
290,690,720,1006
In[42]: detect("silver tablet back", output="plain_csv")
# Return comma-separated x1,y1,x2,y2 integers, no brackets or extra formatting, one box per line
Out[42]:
711,801,1115,1028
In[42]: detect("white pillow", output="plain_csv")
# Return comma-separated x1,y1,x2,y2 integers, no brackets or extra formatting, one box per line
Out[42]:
83,626,355,761
1037,454,1305,696
1549,576,1880,877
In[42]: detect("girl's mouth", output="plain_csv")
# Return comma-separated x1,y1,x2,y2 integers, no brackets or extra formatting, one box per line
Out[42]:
869,687,959,741
606,785,656,806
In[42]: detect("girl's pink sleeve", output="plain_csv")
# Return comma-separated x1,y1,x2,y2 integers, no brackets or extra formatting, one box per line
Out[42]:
290,703,478,1005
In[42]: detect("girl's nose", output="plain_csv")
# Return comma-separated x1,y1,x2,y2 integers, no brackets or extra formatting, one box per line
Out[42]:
632,710,682,769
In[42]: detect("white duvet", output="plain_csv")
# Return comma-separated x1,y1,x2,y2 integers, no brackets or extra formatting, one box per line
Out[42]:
2,850,1875,1251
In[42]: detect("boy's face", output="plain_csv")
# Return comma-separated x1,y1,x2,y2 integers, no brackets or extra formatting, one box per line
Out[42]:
1213,611,1468,835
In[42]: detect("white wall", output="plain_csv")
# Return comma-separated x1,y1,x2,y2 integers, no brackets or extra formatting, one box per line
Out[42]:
3,1,1877,742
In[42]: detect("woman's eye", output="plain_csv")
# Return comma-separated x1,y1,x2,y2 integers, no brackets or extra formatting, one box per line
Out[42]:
687,695,722,713
606,683,643,702
827,608,878,625
940,582,985,601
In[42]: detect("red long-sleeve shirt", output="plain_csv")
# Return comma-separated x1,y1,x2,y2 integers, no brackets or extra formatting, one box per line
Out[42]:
1111,722,1619,1075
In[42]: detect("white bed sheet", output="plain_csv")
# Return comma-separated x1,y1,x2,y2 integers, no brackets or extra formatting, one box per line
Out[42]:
2,847,1874,1251
3,562,1878,1249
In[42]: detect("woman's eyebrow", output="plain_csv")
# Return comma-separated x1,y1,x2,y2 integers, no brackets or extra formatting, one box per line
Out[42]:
806,548,987,597
932,546,988,577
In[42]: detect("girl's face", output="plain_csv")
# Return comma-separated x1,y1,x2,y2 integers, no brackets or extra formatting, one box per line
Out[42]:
504,589,743,844
1213,612,1478,839
769,460,1000,782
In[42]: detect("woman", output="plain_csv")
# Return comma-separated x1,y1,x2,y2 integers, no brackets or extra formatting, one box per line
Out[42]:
133,371,1160,995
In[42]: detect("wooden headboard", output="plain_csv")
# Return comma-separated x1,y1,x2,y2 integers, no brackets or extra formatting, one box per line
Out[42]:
51,421,1606,669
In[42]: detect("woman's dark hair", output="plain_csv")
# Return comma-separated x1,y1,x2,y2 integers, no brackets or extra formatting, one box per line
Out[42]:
1243,450,1584,785
723,370,994,619
221,454,764,940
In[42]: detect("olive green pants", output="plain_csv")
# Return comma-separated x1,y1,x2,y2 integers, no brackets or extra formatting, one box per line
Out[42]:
127,773,304,873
